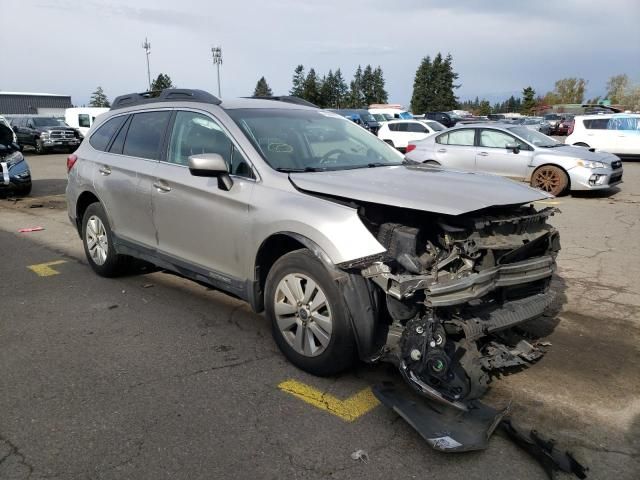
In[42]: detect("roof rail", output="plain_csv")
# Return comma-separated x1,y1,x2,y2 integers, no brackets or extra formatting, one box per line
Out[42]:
248,95,318,108
111,88,221,110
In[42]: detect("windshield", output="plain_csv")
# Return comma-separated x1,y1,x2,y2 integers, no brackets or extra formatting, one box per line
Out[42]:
33,117,66,127
508,126,558,147
227,108,404,171
373,114,386,121
360,113,376,123
544,114,560,120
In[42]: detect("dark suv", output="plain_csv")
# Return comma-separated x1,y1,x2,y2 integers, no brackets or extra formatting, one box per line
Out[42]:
424,112,457,128
10,116,81,154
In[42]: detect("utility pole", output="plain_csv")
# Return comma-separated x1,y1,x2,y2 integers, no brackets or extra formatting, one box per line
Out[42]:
142,37,152,91
211,46,223,97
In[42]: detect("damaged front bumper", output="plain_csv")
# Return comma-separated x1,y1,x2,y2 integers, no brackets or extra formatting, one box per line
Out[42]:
362,254,555,307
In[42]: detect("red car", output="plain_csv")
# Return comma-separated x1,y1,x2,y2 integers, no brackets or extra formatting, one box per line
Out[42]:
555,116,575,135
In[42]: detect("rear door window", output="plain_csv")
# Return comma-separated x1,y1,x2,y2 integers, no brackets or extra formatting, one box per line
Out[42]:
122,111,171,160
437,129,475,146
583,118,609,130
89,115,128,151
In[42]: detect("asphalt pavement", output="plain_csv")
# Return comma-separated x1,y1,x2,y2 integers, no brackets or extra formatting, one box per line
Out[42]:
1,153,639,479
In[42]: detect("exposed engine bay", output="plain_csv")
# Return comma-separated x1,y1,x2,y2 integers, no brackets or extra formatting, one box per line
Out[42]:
340,201,560,408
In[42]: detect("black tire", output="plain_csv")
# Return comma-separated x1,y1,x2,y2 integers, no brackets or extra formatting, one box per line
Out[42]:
34,139,46,154
265,249,357,376
81,203,128,277
15,183,32,197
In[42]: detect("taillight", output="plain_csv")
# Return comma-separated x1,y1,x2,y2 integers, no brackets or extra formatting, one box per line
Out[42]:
406,144,416,153
67,154,78,173
568,123,574,135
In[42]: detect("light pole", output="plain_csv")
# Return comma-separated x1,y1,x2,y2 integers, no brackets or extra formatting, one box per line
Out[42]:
211,46,222,98
142,37,152,91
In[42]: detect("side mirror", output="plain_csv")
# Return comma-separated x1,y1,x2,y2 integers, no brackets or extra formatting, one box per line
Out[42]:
188,153,233,191
505,142,520,154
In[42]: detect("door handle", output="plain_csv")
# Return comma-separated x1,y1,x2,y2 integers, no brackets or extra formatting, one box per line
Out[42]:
437,148,447,153
153,181,171,192
478,152,489,156
99,166,111,175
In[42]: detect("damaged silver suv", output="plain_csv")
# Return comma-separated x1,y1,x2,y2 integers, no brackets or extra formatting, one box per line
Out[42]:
66,89,560,407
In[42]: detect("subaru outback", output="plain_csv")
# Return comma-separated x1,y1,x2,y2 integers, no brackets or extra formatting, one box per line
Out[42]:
66,89,560,407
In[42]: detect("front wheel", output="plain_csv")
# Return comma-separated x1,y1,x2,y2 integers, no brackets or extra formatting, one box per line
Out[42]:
573,142,589,148
424,160,441,167
34,139,46,154
531,165,569,196
81,203,128,277
265,249,357,376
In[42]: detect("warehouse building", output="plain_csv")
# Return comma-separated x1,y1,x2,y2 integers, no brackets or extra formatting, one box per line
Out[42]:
0,92,73,116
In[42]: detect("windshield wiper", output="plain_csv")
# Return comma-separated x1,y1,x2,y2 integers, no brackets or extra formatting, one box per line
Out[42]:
402,158,421,165
539,144,564,148
275,167,323,173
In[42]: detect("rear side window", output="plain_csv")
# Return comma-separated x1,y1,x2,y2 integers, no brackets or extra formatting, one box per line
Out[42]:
78,114,91,128
108,115,132,154
407,123,427,133
437,129,475,146
89,115,127,151
388,123,399,132
122,111,171,160
583,118,609,130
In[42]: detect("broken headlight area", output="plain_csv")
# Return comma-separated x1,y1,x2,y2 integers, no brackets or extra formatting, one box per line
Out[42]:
345,203,560,407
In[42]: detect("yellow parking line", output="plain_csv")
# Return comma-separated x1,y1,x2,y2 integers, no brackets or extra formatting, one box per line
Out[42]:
27,260,67,277
278,379,380,422
536,200,562,205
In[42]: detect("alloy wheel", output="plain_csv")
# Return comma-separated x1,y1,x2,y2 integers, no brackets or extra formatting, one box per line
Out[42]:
533,167,563,195
274,273,333,357
85,215,109,265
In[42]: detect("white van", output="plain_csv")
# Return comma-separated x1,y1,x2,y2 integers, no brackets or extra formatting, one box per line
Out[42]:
65,107,109,136
566,114,640,160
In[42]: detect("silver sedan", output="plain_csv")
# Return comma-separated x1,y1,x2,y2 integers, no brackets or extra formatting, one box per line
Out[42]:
405,123,623,196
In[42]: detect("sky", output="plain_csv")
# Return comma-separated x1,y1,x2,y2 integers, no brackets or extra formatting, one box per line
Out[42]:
2,0,639,107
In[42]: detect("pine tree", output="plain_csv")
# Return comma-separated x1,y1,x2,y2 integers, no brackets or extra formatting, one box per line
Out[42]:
372,66,388,104
478,100,491,116
320,70,337,108
439,53,459,110
150,73,174,92
361,65,375,106
253,76,273,97
521,87,536,114
334,69,349,108
346,66,365,108
410,56,433,113
290,65,305,97
89,86,110,107
302,68,320,105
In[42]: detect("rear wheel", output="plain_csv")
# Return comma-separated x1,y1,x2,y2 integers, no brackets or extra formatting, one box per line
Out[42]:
531,165,568,196
265,249,356,376
573,142,589,148
424,160,441,167
81,203,128,277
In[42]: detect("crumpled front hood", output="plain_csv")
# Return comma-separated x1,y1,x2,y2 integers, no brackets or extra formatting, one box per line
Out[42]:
540,145,618,163
290,165,551,216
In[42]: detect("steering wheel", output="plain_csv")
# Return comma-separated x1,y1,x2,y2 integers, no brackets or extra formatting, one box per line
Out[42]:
319,148,347,164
